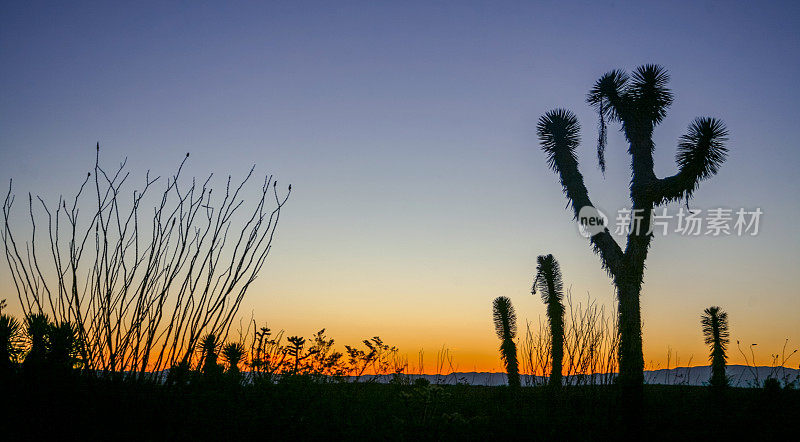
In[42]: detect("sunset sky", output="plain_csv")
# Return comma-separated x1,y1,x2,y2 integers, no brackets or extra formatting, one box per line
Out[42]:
1,1,798,372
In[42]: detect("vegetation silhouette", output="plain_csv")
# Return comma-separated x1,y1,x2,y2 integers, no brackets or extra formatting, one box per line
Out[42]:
1,145,291,378
0,124,795,439
1,298,798,441
0,301,22,375
702,306,730,388
199,333,223,380
521,293,619,386
536,64,729,397
222,342,246,376
286,335,311,375
492,296,520,387
22,313,50,376
532,254,565,388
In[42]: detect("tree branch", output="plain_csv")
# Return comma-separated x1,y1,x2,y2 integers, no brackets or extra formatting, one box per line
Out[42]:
537,110,624,277
652,117,728,204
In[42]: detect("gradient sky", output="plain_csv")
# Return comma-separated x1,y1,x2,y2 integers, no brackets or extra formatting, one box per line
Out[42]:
1,0,799,372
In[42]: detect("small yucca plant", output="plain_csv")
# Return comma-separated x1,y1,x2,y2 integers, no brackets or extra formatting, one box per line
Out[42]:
532,254,565,387
222,342,246,374
23,313,51,373
701,306,729,388
492,296,520,388
199,333,222,377
0,313,23,373
47,321,79,373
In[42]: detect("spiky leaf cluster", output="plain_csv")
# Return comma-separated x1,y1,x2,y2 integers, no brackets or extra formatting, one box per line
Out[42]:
492,296,517,340
222,342,246,372
586,64,674,172
0,313,23,365
588,69,628,172
537,109,581,173
532,254,564,305
701,306,729,350
629,64,674,125
675,118,729,198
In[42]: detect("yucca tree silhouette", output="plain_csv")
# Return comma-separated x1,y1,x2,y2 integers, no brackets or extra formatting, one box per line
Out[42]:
199,333,222,377
532,254,565,388
536,65,728,392
222,342,246,375
701,306,729,388
47,321,80,375
492,296,520,388
0,313,22,374
23,313,51,374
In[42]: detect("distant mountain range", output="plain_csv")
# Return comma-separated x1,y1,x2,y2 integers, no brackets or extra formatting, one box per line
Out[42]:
356,365,799,388
148,364,799,388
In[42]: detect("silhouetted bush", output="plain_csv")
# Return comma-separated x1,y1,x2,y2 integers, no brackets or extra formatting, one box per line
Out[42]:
521,292,618,386
2,148,291,378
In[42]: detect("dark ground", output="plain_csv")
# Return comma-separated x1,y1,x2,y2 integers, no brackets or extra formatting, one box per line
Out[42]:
2,374,797,440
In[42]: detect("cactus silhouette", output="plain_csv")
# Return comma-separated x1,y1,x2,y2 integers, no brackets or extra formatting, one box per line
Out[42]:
536,65,728,391
532,254,565,387
492,296,520,387
701,306,729,388
286,336,307,375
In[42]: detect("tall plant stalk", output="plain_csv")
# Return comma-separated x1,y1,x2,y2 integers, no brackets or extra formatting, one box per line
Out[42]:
492,296,520,388
701,306,729,388
532,254,565,387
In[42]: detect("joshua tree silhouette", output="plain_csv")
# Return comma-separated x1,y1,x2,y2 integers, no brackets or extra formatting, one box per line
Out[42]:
701,306,729,388
536,65,728,391
492,296,520,388
532,254,565,387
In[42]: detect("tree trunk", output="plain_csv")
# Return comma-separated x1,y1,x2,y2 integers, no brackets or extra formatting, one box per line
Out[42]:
616,279,644,437
549,303,564,387
617,282,644,387
616,198,651,390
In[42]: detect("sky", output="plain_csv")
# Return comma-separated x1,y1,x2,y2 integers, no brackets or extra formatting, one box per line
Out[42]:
1,0,799,372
